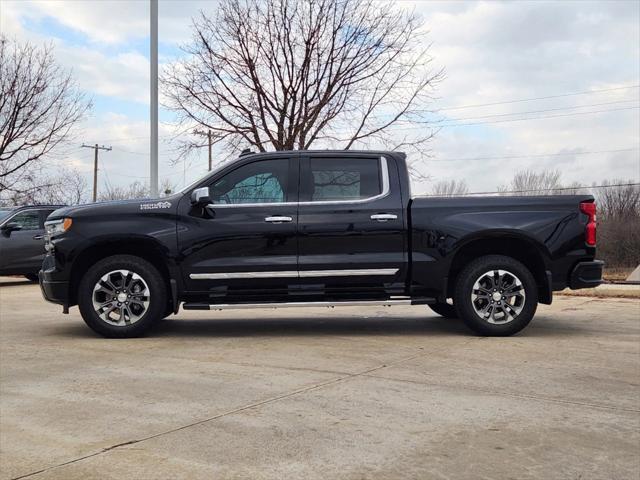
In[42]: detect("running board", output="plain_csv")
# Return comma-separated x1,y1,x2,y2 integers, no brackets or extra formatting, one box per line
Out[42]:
183,298,435,311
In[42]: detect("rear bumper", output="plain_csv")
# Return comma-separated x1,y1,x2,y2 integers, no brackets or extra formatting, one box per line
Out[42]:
569,260,604,290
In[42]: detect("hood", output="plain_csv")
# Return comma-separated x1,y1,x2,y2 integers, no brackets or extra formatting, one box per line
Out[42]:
49,194,182,220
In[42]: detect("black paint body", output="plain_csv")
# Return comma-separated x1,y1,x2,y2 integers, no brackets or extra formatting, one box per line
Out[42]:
39,151,601,311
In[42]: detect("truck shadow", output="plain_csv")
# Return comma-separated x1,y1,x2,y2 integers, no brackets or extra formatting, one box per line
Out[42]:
0,279,35,287
149,316,476,338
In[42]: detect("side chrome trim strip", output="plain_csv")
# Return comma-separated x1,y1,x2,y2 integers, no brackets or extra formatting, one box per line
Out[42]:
206,299,412,310
190,271,298,280
298,268,398,277
189,268,399,280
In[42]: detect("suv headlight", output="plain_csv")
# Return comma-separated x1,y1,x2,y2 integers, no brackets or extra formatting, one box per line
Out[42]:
45,218,73,236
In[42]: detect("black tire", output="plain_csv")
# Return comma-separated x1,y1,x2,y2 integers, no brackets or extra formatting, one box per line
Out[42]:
24,273,39,283
77,255,166,338
454,255,538,336
428,302,457,318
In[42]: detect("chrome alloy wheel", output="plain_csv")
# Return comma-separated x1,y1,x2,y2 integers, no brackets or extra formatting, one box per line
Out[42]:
92,269,150,326
471,269,526,324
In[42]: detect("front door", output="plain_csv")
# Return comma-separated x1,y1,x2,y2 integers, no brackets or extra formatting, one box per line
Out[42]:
0,209,45,274
178,155,299,302
296,153,407,298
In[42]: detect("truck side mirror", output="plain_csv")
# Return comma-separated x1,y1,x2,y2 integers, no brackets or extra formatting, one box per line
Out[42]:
191,187,211,205
1,222,21,235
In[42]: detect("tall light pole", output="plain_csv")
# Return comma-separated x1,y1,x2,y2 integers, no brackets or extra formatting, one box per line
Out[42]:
150,0,159,197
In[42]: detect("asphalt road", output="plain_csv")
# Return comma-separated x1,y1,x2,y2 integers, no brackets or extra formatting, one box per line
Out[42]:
1,277,639,480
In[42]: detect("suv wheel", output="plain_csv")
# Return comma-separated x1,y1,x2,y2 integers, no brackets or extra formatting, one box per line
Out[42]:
454,255,538,336
78,255,166,338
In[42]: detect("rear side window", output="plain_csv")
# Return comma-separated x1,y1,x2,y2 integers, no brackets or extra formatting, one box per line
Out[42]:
209,158,291,204
301,157,382,202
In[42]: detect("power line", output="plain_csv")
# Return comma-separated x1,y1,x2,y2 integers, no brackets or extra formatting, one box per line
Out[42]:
110,147,149,156
434,84,640,111
429,147,639,163
419,183,640,197
436,99,639,123
398,105,640,130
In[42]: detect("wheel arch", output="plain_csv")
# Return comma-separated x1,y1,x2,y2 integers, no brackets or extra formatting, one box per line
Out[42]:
447,233,552,304
69,237,178,310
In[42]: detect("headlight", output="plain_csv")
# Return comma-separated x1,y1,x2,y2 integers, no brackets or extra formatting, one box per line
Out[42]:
45,218,73,236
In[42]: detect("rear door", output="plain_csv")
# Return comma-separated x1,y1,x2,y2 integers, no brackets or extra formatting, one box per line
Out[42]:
178,155,299,301
296,153,406,296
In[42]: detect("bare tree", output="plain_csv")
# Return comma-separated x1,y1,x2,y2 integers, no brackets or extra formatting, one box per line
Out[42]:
98,181,150,201
162,0,442,167
499,169,563,195
595,179,640,220
0,37,91,195
0,168,88,206
431,179,468,196
98,178,177,201
160,178,176,196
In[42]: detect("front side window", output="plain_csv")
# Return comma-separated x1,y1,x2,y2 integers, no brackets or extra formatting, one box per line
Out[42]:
209,159,290,204
302,157,382,202
0,209,14,223
9,210,40,230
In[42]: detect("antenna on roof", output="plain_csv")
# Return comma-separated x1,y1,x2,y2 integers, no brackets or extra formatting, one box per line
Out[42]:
239,148,254,157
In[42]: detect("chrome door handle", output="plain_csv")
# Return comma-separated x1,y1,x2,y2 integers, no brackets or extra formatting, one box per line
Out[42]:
33,234,44,240
370,214,397,222
265,216,293,223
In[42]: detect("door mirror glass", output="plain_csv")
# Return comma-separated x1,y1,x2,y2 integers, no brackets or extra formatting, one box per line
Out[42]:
191,187,211,205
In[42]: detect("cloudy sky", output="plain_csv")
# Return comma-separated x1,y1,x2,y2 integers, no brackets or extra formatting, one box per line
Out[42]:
1,0,639,195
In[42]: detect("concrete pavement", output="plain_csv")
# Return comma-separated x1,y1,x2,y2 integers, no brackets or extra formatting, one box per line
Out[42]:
0,277,639,479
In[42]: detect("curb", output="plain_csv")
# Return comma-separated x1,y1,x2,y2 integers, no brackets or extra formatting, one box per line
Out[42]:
557,285,640,299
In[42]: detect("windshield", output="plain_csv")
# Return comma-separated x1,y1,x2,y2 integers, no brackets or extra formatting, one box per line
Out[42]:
0,209,14,223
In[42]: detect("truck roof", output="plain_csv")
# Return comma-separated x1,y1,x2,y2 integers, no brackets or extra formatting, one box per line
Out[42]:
237,149,405,159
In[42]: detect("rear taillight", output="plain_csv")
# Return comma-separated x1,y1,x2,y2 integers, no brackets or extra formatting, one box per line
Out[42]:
580,201,597,246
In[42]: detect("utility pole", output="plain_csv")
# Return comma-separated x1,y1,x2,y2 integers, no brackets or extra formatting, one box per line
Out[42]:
150,0,159,196
81,143,112,202
193,129,213,171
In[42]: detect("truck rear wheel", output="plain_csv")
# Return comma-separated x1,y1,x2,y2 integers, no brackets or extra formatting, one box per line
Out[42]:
77,255,166,338
454,255,537,336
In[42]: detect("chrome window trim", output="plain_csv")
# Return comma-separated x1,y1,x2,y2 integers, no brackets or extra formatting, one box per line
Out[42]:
299,156,389,206
205,156,389,208
189,267,399,280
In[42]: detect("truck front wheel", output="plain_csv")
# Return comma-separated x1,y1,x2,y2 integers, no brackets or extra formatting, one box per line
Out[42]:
77,255,167,338
454,255,538,336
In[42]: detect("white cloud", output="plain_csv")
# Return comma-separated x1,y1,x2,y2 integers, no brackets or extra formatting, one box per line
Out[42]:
2,0,638,194
405,0,640,193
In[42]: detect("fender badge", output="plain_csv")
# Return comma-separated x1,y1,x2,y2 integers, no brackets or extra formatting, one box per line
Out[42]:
140,201,172,210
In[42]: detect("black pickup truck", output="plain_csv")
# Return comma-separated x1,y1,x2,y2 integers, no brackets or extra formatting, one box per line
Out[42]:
39,150,603,338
